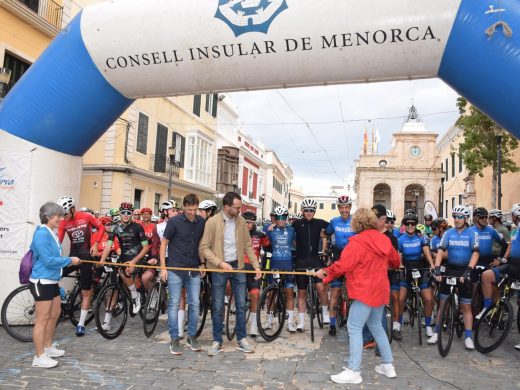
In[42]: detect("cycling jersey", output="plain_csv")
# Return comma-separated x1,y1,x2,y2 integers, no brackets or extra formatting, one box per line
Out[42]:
58,211,104,256
493,224,511,256
108,222,148,262
326,216,356,251
245,229,269,264
430,235,442,254
142,221,159,257
439,227,479,268
398,233,429,265
469,225,503,264
393,227,402,239
292,218,329,264
91,231,120,253
141,222,156,240
267,225,295,266
510,228,520,265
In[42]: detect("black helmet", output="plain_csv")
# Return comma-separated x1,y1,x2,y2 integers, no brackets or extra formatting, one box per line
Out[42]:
473,207,488,218
424,214,433,221
432,218,448,230
242,211,257,222
402,211,418,224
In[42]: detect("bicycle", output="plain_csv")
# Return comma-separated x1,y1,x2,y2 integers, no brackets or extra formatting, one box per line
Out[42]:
1,266,110,342
295,268,323,342
403,268,430,345
335,282,350,329
437,275,466,357
474,273,520,353
256,271,287,341
225,289,251,341
471,264,488,318
142,275,167,337
94,257,147,340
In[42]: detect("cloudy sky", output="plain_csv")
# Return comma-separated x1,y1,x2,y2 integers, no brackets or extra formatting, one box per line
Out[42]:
229,79,460,195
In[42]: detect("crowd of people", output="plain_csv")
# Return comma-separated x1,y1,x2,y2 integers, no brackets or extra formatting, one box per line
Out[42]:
26,192,520,385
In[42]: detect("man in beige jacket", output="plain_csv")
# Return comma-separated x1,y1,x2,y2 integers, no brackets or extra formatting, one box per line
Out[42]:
199,192,262,356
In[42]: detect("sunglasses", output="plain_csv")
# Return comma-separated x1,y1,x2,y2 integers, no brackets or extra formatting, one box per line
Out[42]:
477,215,488,219
276,215,288,221
432,227,438,231
303,209,316,213
385,219,395,224
405,222,417,227
452,215,465,220
120,210,133,216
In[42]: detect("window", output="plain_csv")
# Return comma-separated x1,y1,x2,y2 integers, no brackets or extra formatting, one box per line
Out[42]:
193,94,201,116
154,123,168,173
459,151,463,173
445,158,449,180
154,194,161,214
172,132,186,168
451,153,455,178
3,52,31,94
319,203,324,210
451,197,455,212
242,167,248,196
459,194,462,205
331,203,336,210
445,200,448,218
134,189,143,209
136,113,148,154
185,134,212,186
205,93,219,117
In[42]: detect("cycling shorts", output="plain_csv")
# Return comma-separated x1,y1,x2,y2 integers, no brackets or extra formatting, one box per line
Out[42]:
389,270,401,292
29,281,59,302
400,268,431,291
491,263,520,285
245,262,260,293
439,266,472,305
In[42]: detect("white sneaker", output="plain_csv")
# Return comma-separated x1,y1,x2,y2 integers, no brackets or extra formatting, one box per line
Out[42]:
375,363,397,379
287,323,297,333
263,314,274,330
465,337,475,350
426,326,434,337
250,322,258,338
132,295,141,314
323,312,330,324
44,343,65,358
515,344,520,351
296,322,304,332
427,333,438,345
32,354,58,368
331,367,362,384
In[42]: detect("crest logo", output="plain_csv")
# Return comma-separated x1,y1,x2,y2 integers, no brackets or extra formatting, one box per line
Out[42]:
215,0,288,37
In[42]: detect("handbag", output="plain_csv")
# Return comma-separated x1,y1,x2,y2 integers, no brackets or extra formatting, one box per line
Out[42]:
18,249,34,285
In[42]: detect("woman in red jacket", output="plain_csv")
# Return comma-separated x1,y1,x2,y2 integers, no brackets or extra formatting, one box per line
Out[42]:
316,208,400,385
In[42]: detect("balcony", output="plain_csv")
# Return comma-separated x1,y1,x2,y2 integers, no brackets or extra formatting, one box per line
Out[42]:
149,154,180,178
12,0,63,31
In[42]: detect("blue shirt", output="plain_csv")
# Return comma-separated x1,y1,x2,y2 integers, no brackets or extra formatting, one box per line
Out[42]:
398,233,428,264
326,216,356,250
430,235,442,254
439,227,479,267
510,229,520,264
393,227,402,239
163,214,205,273
267,225,295,263
469,225,502,261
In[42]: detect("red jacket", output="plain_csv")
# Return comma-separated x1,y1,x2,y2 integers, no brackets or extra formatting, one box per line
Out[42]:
323,229,400,307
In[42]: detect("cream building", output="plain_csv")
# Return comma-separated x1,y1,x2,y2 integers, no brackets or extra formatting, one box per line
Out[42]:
263,150,292,218
355,106,441,221
289,185,305,215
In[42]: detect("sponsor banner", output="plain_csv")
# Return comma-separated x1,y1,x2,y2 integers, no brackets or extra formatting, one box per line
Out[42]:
81,0,461,98
0,152,30,260
424,200,438,220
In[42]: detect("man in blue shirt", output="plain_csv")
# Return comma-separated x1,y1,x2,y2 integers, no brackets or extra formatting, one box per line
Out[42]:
160,194,206,355
429,206,479,350
325,195,356,336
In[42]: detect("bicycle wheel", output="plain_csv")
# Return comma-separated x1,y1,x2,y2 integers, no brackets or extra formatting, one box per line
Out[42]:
95,283,128,340
335,294,344,329
143,281,162,337
68,285,95,326
407,293,415,328
385,303,393,344
517,305,520,336
1,285,35,342
308,282,315,342
471,281,484,318
315,292,323,329
455,308,464,338
416,292,423,345
438,296,454,357
225,293,236,341
196,281,209,337
475,299,514,354
257,284,286,342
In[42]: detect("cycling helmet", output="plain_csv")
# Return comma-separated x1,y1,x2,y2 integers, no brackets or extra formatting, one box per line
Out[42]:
108,207,120,217
112,215,121,224
295,213,303,219
119,202,134,212
99,216,112,225
473,207,488,218
404,208,416,215
452,205,471,217
262,218,271,225
336,195,352,206
133,209,141,216
386,210,396,221
160,200,177,211
503,221,513,230
488,209,503,219
301,198,318,210
140,207,153,214
402,212,418,224
242,211,257,221
57,196,75,214
79,207,89,212
151,215,160,223
432,218,448,230
198,199,217,211
511,203,520,217
424,214,433,221
273,206,289,216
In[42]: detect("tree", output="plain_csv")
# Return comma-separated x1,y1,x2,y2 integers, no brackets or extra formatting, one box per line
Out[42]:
456,97,519,208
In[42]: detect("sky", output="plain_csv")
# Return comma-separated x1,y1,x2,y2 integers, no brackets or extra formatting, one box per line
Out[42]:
229,78,460,195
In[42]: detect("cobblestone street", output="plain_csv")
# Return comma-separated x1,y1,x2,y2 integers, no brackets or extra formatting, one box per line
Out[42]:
1,311,520,390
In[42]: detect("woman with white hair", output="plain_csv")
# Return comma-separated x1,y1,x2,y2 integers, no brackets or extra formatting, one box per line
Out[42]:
30,202,81,368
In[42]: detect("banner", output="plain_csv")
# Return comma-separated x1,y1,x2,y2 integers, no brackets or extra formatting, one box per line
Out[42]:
424,200,438,220
0,152,30,260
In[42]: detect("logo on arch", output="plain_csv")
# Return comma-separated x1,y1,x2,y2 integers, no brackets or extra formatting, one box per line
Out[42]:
215,0,288,37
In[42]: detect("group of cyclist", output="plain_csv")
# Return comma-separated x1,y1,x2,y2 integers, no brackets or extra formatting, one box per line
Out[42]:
54,191,520,353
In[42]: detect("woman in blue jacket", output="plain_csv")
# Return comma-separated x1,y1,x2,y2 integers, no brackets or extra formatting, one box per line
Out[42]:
30,202,80,368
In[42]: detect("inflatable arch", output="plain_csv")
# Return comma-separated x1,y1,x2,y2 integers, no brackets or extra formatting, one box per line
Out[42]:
0,0,519,293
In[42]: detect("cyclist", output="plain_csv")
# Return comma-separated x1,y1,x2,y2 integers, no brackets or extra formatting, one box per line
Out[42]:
488,209,512,260
382,210,401,341
469,207,509,284
57,196,105,336
140,207,159,290
428,206,479,350
197,199,218,220
98,202,150,329
396,211,435,340
430,218,448,257
424,214,434,237
91,216,121,256
325,195,356,336
385,210,400,239
242,210,270,337
265,206,296,332
292,198,330,331
132,209,142,223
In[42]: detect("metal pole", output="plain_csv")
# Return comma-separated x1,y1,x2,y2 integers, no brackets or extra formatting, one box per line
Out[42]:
497,134,502,210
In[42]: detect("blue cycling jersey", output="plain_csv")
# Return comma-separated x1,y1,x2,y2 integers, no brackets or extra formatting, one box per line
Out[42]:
439,227,479,267
398,233,428,264
267,225,295,263
393,227,402,239
326,216,356,250
468,225,502,261
510,228,520,264
430,235,441,253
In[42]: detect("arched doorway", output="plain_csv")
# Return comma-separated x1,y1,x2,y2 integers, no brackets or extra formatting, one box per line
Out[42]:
373,183,391,209
404,184,425,221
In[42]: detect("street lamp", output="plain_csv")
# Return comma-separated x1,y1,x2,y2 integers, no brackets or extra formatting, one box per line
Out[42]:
0,68,12,100
168,145,176,200
259,194,265,221
495,129,504,209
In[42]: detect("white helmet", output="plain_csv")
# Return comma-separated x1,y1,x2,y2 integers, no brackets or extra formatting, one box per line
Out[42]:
57,196,75,214
386,210,396,220
452,205,471,218
295,213,303,219
301,198,317,211
151,214,160,223
511,203,520,217
160,200,178,211
112,215,121,224
273,206,289,216
488,209,503,218
199,199,217,210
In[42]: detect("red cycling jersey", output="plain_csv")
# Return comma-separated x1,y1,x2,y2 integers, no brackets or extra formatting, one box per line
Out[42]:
245,230,270,264
91,231,120,253
58,211,104,256
142,221,159,258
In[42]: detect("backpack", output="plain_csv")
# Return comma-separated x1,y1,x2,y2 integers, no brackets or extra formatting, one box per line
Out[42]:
19,249,34,285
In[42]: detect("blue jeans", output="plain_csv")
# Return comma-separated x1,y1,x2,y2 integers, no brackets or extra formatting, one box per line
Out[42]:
211,268,247,344
347,300,393,371
362,307,388,344
167,271,200,340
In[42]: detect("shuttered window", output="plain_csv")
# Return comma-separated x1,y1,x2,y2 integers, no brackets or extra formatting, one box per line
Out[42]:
136,113,149,154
